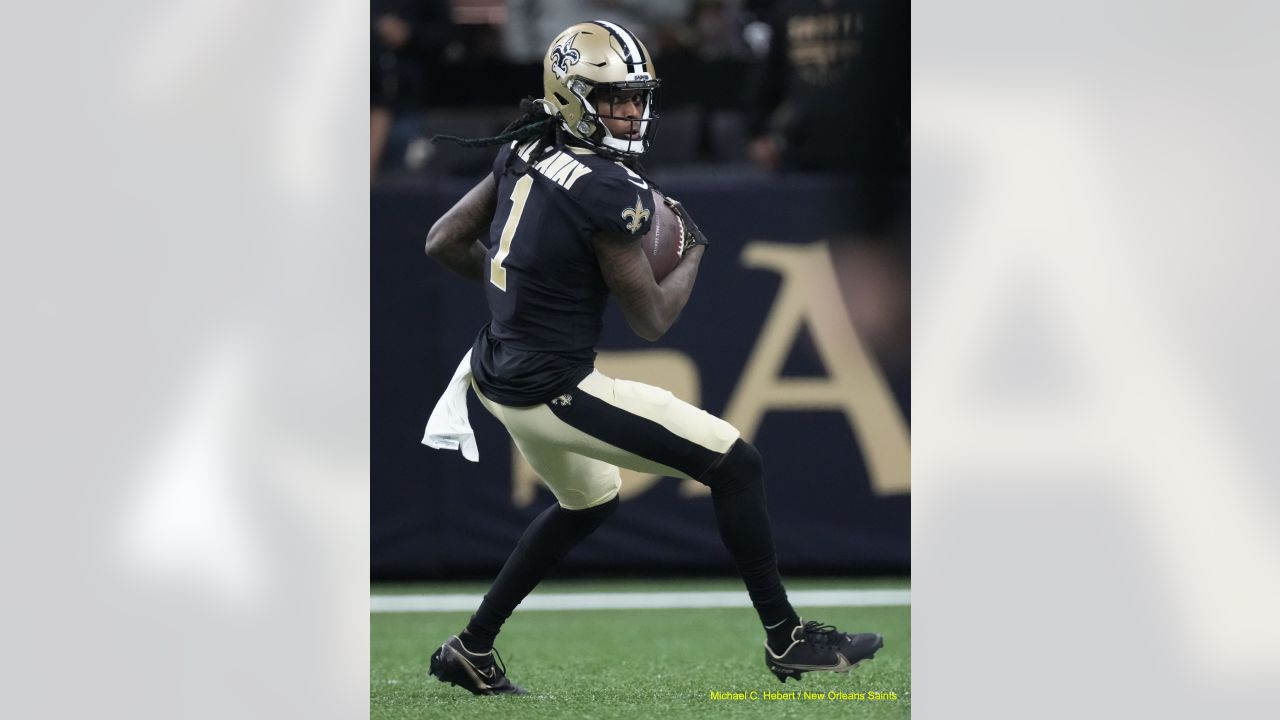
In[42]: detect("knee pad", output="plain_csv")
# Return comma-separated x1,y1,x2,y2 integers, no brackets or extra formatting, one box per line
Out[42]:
698,439,763,495
559,494,619,534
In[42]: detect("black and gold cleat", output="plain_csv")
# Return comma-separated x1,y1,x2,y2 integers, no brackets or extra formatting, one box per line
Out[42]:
764,620,883,683
428,635,527,696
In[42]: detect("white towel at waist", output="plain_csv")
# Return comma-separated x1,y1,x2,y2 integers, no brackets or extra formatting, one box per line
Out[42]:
422,349,479,462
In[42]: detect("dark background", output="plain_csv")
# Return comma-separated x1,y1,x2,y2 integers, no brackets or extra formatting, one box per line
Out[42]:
372,172,909,579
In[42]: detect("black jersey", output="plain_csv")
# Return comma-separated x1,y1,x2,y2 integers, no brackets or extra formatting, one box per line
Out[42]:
470,139,657,406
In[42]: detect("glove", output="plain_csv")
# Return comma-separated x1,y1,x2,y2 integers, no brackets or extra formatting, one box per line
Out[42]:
663,196,709,253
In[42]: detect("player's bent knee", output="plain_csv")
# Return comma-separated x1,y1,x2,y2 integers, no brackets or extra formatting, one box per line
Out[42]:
697,439,762,495
559,494,619,533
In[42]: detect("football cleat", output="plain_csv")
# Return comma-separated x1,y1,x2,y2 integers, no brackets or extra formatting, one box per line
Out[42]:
764,620,884,683
428,635,527,696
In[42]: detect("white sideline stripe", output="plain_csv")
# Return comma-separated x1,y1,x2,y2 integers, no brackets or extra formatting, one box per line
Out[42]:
370,589,909,613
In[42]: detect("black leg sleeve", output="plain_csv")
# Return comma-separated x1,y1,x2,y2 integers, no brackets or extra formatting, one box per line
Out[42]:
462,496,619,651
699,439,799,634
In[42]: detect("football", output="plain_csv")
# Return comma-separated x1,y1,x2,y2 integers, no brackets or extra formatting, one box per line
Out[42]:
641,192,685,282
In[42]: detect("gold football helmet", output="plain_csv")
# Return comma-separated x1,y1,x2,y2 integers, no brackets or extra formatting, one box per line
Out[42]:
542,21,661,158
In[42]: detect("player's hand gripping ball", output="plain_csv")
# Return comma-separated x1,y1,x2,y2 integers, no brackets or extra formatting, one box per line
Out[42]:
642,192,708,282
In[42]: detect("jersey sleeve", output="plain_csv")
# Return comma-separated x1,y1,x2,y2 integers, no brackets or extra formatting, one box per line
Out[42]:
492,142,516,177
578,171,656,240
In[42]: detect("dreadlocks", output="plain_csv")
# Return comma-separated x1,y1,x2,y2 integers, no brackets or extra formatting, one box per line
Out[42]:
431,98,561,167
431,97,651,179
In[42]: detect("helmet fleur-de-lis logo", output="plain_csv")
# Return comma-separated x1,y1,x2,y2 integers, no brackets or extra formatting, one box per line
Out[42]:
550,33,582,79
622,195,650,233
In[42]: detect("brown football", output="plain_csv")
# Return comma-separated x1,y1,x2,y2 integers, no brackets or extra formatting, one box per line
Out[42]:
640,192,685,282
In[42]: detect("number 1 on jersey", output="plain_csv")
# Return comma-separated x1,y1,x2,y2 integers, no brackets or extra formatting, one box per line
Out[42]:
490,174,533,291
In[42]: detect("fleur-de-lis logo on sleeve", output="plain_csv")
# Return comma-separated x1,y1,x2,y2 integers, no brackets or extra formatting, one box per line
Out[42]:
622,195,651,234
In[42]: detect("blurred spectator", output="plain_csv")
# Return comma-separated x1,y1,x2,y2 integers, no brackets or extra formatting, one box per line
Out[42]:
697,1,750,59
663,0,753,60
372,1,456,179
502,0,691,63
744,0,907,176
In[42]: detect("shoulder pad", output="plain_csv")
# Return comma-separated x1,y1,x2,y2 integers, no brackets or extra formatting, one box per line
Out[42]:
581,169,655,239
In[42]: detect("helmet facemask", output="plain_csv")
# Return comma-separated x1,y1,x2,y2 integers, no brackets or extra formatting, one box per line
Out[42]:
570,78,661,158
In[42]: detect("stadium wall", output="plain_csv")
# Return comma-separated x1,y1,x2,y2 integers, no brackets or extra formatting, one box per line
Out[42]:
372,174,910,579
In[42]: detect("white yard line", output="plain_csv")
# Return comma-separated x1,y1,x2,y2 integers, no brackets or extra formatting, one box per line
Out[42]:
370,589,910,613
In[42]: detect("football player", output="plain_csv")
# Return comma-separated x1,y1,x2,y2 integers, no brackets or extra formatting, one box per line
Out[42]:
422,20,883,696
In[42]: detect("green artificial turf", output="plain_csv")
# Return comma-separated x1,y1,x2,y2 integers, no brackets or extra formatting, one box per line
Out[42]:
371,580,910,719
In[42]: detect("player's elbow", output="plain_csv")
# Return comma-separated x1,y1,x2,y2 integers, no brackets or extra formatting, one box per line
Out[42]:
615,287,680,341
425,217,463,259
632,311,677,342
637,325,665,342
424,222,445,258
624,311,667,342
628,318,663,342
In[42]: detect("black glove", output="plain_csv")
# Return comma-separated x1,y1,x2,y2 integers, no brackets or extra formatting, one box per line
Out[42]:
663,196,709,253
